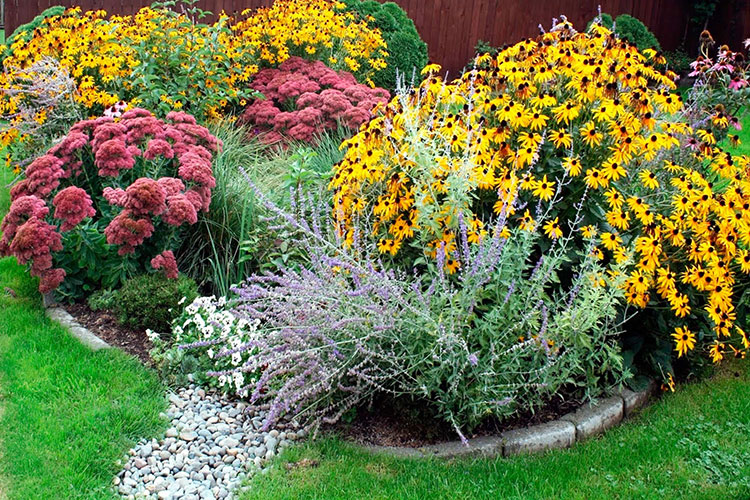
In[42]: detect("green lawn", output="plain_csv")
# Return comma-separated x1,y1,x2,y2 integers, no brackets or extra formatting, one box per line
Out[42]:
0,169,167,499
719,109,750,157
243,362,750,500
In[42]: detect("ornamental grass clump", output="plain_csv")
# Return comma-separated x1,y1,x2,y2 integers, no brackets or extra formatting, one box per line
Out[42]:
0,108,220,298
240,57,390,144
183,183,628,436
329,18,750,375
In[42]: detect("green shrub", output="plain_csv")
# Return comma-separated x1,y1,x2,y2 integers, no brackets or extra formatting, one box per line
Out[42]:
665,47,693,74
340,0,428,89
589,13,661,51
86,288,117,311
615,14,661,51
115,274,198,332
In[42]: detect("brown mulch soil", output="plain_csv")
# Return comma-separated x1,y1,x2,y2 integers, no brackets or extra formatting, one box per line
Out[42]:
335,392,584,448
65,303,154,365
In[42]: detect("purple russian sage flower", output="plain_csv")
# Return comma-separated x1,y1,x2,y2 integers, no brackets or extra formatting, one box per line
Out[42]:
468,353,479,366
503,280,516,304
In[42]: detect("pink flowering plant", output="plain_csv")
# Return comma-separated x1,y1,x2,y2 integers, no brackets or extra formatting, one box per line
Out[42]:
240,57,389,144
0,107,221,298
684,35,750,141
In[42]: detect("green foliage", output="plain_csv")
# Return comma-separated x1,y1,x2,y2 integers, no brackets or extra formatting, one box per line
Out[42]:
475,39,500,57
115,273,198,332
340,0,428,89
590,13,661,51
86,287,117,311
615,14,661,51
54,219,138,302
665,47,693,74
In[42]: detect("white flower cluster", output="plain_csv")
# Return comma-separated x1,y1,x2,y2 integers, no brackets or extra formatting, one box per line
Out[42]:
152,295,261,396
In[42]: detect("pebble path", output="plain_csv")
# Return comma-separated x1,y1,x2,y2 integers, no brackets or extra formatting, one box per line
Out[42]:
114,385,302,500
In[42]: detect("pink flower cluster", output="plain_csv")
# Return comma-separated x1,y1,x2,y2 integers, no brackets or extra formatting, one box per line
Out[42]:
689,47,749,90
151,250,179,279
53,186,96,232
241,57,389,143
0,108,221,293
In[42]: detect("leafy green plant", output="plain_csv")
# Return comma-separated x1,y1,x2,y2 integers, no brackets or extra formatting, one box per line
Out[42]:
665,47,693,74
591,13,661,51
115,273,198,332
86,287,117,312
340,0,428,89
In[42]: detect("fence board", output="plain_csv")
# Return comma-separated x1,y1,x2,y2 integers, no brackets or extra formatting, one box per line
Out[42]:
5,0,750,76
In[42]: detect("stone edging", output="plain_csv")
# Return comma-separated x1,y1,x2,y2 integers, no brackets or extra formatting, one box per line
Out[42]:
365,381,657,459
45,306,112,351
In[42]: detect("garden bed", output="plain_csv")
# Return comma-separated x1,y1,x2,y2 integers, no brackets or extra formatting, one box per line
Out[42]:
64,302,153,364
335,393,585,448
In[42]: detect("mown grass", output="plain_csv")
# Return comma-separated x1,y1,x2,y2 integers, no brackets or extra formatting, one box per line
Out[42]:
243,360,750,500
0,168,167,499
719,109,750,157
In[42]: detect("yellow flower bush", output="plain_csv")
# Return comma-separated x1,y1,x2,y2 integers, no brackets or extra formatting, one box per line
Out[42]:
232,0,388,83
329,20,750,365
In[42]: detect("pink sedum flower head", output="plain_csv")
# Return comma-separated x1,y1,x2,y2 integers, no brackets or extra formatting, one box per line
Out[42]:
163,194,198,226
9,216,62,264
157,177,186,197
151,250,179,279
124,178,167,216
0,195,50,249
53,186,96,232
241,57,389,144
178,149,216,189
102,187,128,207
95,138,136,176
144,138,175,160
104,211,155,255
12,155,65,199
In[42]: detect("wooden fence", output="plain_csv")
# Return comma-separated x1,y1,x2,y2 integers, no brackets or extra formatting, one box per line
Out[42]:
5,0,750,76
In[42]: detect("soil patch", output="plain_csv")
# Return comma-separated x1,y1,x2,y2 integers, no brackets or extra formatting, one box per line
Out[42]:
65,303,153,365
335,392,584,448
